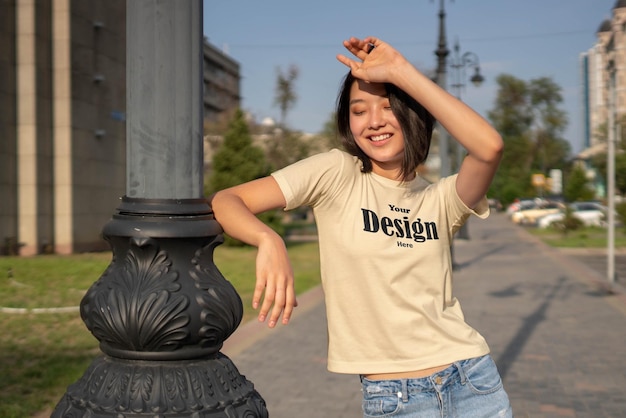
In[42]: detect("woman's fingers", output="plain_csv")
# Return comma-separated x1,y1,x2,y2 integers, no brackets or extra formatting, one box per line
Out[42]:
255,272,296,327
342,38,370,61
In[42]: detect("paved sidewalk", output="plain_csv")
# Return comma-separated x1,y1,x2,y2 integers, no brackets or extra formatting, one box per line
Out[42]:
222,212,626,418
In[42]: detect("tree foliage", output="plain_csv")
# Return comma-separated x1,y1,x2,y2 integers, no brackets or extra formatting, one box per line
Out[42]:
319,112,342,150
266,129,311,171
589,115,626,195
487,74,570,204
207,108,268,195
563,164,595,202
274,64,299,127
207,109,283,246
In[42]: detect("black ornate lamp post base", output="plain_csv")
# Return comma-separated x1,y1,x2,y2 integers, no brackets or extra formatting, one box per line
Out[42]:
52,198,268,418
52,354,267,417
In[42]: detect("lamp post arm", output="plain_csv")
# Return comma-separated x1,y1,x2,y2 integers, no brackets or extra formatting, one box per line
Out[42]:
461,51,481,69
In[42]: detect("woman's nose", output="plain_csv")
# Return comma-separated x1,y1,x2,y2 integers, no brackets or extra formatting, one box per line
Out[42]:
368,109,385,128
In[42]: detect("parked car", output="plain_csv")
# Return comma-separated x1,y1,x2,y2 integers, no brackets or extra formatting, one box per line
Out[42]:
506,198,540,217
488,198,503,212
537,202,607,229
511,201,564,225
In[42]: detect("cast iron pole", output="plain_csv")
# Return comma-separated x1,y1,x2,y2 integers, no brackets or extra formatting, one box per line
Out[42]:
448,38,484,240
434,0,450,178
52,2,267,416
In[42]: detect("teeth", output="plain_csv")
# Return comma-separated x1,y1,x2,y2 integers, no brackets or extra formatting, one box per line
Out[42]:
370,134,391,142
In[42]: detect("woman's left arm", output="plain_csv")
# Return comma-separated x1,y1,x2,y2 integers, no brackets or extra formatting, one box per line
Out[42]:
380,47,503,211
337,36,503,210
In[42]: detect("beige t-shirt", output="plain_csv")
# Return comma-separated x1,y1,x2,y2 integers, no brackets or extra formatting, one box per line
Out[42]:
272,149,490,374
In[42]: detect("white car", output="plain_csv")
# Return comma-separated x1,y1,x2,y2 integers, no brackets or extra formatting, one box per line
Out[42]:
511,201,564,225
537,202,607,229
506,198,544,217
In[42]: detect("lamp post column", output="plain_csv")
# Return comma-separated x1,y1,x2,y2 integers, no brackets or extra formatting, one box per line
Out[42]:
448,39,484,241
51,2,268,416
434,0,450,179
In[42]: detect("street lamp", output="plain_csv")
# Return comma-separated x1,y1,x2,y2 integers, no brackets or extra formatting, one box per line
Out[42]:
433,0,450,178
448,40,484,241
433,0,485,243
52,2,268,416
449,38,484,171
433,1,485,177
433,1,485,254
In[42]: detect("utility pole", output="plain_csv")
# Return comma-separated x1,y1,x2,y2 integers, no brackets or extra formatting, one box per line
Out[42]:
52,2,267,416
607,58,617,290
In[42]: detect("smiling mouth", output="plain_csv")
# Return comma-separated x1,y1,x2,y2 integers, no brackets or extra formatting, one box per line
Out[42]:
369,133,392,142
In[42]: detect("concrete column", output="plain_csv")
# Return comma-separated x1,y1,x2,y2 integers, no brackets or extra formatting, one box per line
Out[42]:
16,0,38,255
52,0,73,255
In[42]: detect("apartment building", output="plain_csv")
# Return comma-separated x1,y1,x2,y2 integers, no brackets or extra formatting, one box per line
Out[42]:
580,0,626,157
0,1,240,255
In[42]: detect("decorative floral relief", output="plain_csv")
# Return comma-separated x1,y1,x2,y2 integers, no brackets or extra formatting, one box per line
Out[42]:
82,239,191,352
51,355,268,417
191,237,243,348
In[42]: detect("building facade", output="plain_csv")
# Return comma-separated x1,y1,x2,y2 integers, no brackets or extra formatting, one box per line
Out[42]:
203,40,241,126
580,0,626,157
0,0,240,255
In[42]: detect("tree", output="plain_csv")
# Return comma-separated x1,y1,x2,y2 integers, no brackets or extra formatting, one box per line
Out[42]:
207,108,268,195
266,129,311,170
563,164,595,202
488,74,532,138
319,112,342,150
274,64,299,127
487,74,570,204
589,115,626,195
207,109,283,245
527,77,570,173
266,64,313,170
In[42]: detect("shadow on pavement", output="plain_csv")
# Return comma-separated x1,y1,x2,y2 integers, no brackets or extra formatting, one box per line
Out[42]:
494,276,567,380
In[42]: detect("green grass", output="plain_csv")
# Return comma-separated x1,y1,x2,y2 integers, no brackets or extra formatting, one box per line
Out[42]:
0,241,321,418
214,241,321,322
526,225,626,248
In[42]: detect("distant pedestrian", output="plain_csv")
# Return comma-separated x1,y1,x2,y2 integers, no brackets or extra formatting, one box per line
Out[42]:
210,36,512,417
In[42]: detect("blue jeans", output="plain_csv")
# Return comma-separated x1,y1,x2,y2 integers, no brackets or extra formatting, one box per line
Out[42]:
360,355,513,417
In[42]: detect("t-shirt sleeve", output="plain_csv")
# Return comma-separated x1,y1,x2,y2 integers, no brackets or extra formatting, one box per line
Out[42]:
439,174,490,234
271,149,348,211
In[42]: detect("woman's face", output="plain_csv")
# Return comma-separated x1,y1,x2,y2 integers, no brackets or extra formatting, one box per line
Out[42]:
349,79,405,179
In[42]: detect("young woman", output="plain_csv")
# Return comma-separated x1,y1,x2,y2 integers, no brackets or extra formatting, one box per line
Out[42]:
210,36,512,417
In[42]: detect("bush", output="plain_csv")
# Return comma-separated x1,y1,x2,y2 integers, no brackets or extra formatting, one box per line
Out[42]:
222,210,285,247
552,206,584,235
616,202,626,229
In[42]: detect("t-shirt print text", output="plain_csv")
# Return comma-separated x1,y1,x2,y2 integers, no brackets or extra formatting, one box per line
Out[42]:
360,204,440,248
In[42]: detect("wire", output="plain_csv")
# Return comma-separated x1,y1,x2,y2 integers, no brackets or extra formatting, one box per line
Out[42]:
212,30,591,50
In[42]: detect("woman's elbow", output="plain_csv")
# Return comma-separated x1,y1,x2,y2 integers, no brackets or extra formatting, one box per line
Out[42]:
207,190,232,213
486,133,504,164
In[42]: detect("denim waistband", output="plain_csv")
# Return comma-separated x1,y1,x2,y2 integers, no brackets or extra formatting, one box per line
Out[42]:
359,355,484,394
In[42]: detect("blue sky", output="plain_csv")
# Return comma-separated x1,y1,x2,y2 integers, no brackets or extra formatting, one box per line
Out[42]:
203,0,616,155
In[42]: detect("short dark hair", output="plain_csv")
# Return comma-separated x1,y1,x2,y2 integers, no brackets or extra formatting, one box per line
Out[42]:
336,72,435,182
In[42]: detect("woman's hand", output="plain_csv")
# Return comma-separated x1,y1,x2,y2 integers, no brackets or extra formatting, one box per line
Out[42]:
254,233,298,327
336,36,410,84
